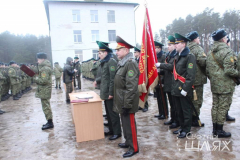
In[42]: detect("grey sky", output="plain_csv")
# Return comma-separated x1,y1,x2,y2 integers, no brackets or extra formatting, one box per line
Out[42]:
0,0,239,44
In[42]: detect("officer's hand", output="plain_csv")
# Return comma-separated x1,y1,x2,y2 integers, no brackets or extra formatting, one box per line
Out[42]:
157,68,161,73
108,95,113,99
93,81,97,87
155,63,161,68
74,69,78,72
122,108,130,116
181,89,187,96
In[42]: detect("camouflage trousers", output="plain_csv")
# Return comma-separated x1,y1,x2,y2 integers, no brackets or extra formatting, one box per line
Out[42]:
11,84,18,95
65,83,73,100
211,93,233,125
22,81,26,91
17,82,22,93
41,99,53,120
192,85,204,116
55,78,61,86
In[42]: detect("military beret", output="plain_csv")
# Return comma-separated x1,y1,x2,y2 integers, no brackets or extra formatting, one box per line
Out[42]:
211,29,227,41
74,57,79,59
154,41,164,48
175,33,191,43
116,36,134,50
5,63,8,66
134,47,141,52
187,31,199,41
36,52,47,59
9,61,16,65
167,35,175,44
54,62,59,64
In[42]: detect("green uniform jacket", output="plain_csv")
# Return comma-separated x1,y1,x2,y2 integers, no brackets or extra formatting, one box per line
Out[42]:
156,51,166,87
99,54,117,100
53,64,63,78
8,66,19,85
160,49,177,92
113,52,139,114
171,47,197,97
74,61,81,76
0,70,6,91
206,41,239,94
188,42,207,86
35,60,52,99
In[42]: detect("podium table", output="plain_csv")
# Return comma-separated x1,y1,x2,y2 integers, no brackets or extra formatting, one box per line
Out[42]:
69,91,104,142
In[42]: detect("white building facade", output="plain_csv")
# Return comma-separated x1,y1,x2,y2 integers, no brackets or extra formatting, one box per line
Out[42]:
44,0,139,66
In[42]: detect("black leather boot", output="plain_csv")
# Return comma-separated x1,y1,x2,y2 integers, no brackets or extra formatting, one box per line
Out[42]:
216,124,231,138
164,119,173,125
55,85,58,89
212,123,217,136
13,95,19,100
59,85,61,89
226,111,235,121
42,119,54,130
66,99,70,104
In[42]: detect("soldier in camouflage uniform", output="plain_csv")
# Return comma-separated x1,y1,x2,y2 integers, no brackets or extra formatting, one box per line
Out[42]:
187,31,207,127
53,62,63,89
63,57,77,104
35,52,54,130
0,62,6,114
16,64,22,98
3,64,11,99
206,29,240,138
8,61,20,100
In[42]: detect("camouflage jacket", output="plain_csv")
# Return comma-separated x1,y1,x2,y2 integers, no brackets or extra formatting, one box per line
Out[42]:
35,60,52,99
8,66,19,85
53,64,63,78
91,61,100,78
0,70,6,90
99,54,117,100
171,47,197,97
206,41,239,94
188,42,207,86
113,52,139,114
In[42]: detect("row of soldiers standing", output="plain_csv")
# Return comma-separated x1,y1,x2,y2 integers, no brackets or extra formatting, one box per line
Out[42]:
152,29,238,138
0,61,34,114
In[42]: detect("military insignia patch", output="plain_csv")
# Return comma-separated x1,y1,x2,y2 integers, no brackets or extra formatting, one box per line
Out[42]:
41,73,46,78
188,63,193,68
230,57,234,63
128,70,134,77
110,66,115,71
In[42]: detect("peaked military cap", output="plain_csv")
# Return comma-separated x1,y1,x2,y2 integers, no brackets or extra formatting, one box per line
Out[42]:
175,33,191,43
154,41,164,48
187,31,199,41
211,29,227,41
36,52,47,59
9,61,16,65
97,41,112,52
115,36,134,50
96,41,110,47
134,47,141,52
74,57,79,59
167,35,175,44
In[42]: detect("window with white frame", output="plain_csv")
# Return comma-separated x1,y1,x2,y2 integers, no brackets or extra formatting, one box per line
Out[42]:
107,10,115,23
92,50,99,60
72,10,80,22
91,30,99,42
75,50,83,62
91,10,98,22
73,30,82,43
108,30,116,42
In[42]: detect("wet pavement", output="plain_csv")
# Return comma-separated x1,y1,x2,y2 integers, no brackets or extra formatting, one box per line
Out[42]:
0,78,240,160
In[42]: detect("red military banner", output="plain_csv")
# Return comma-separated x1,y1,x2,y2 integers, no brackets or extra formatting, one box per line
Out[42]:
138,7,159,108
